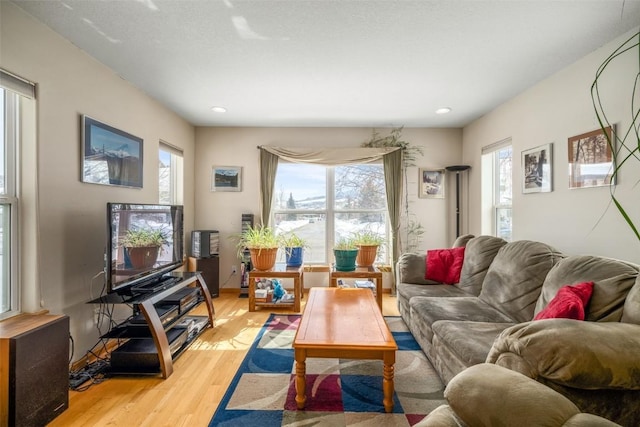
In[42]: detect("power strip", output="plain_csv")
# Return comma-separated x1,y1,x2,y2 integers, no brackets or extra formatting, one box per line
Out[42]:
69,360,108,390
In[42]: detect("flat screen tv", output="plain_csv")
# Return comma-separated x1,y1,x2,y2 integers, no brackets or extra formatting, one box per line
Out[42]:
106,203,184,294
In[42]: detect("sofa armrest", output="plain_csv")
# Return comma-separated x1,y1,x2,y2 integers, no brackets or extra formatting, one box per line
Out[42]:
396,252,439,285
443,363,607,427
487,319,640,390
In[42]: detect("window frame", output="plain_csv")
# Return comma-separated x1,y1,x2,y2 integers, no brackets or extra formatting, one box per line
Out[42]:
158,141,184,205
0,88,20,320
271,163,389,264
481,140,512,241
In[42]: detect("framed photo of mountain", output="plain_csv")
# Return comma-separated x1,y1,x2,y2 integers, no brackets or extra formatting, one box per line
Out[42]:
81,115,143,188
211,166,242,192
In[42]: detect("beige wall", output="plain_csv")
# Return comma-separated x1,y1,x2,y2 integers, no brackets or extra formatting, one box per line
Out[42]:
1,3,196,358
194,127,462,288
463,28,640,263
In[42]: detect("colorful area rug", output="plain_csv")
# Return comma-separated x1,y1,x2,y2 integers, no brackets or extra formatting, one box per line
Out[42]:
209,314,445,426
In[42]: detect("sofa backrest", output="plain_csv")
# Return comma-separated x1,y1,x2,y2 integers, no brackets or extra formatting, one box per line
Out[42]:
479,240,564,322
455,235,507,296
622,276,640,324
534,255,639,322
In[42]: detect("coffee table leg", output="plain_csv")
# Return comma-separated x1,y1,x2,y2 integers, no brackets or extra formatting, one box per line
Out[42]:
383,351,395,413
294,349,307,409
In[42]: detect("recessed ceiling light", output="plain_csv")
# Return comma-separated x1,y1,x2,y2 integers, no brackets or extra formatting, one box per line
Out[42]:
211,106,227,113
435,107,452,114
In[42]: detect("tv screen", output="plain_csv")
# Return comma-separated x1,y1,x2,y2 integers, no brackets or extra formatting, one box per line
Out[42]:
106,203,184,294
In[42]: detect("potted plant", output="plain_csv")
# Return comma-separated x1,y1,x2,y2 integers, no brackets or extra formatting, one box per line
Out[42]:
333,237,359,272
352,229,385,267
281,232,307,267
236,225,280,271
121,228,168,269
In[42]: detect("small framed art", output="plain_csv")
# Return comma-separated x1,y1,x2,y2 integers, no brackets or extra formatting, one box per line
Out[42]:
522,143,553,193
419,169,445,198
211,166,242,192
81,115,143,188
568,126,614,189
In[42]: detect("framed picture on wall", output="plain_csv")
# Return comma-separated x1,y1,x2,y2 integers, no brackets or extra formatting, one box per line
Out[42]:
419,168,445,198
568,126,615,189
522,143,553,193
81,115,143,188
211,166,242,192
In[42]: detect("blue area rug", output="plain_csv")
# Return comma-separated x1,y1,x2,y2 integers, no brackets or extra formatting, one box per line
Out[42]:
209,314,445,426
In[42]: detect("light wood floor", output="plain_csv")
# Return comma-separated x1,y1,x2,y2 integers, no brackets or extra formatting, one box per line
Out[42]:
49,290,400,427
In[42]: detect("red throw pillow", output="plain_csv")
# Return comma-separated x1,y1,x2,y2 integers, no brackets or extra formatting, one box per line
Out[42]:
425,247,465,285
534,281,594,321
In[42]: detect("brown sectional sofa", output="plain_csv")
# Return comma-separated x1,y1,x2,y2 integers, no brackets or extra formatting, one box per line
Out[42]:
396,235,640,426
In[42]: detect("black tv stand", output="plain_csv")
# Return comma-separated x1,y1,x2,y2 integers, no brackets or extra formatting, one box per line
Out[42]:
89,271,215,378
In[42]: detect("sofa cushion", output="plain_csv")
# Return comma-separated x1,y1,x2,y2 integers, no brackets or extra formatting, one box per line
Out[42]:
409,296,514,343
425,247,465,284
534,255,639,322
534,282,594,321
456,235,507,296
430,320,514,383
479,240,564,322
397,282,470,322
621,276,640,325
397,252,440,285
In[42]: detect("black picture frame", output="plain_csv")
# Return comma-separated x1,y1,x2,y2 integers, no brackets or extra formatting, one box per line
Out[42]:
81,115,143,188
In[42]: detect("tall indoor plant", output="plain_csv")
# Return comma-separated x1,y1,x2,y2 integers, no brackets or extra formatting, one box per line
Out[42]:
591,30,640,240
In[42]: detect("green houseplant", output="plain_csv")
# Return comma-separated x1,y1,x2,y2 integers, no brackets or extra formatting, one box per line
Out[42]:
121,229,168,269
351,229,385,267
591,30,640,240
333,237,359,271
280,232,307,267
236,225,280,271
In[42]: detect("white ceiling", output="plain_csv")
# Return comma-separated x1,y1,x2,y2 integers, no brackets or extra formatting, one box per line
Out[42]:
10,0,640,128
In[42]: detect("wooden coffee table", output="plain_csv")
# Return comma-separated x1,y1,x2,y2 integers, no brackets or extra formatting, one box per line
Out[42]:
292,287,397,412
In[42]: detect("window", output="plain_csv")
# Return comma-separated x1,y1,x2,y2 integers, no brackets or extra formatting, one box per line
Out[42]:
0,87,19,319
481,141,512,241
271,162,388,264
159,142,183,205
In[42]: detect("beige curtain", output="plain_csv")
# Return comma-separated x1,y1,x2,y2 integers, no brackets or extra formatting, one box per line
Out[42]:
383,148,403,295
260,146,399,165
259,146,402,282
259,148,279,226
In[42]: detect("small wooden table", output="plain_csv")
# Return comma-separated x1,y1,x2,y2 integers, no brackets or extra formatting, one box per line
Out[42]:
330,265,383,310
293,288,397,413
248,263,303,312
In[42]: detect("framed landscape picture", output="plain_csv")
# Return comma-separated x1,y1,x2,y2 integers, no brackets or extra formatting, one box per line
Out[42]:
81,115,143,188
211,166,242,192
419,169,445,198
522,143,553,193
568,126,614,189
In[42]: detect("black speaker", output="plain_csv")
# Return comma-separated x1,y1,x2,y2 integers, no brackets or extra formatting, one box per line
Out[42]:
188,256,219,298
5,315,69,427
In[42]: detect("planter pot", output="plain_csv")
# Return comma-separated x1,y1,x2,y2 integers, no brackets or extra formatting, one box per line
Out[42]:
334,248,359,272
250,247,278,271
356,245,378,267
285,247,304,267
126,246,160,270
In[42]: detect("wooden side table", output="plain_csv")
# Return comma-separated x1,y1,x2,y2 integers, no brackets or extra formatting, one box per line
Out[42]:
329,265,383,310
248,263,303,312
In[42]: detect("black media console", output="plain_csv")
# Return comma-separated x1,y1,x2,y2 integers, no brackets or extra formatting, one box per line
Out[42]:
89,271,215,378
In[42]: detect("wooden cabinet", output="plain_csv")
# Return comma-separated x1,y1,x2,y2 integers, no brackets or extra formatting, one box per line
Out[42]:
0,314,69,427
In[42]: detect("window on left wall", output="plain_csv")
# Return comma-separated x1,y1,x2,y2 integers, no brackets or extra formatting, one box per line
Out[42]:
159,141,183,205
0,87,20,319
